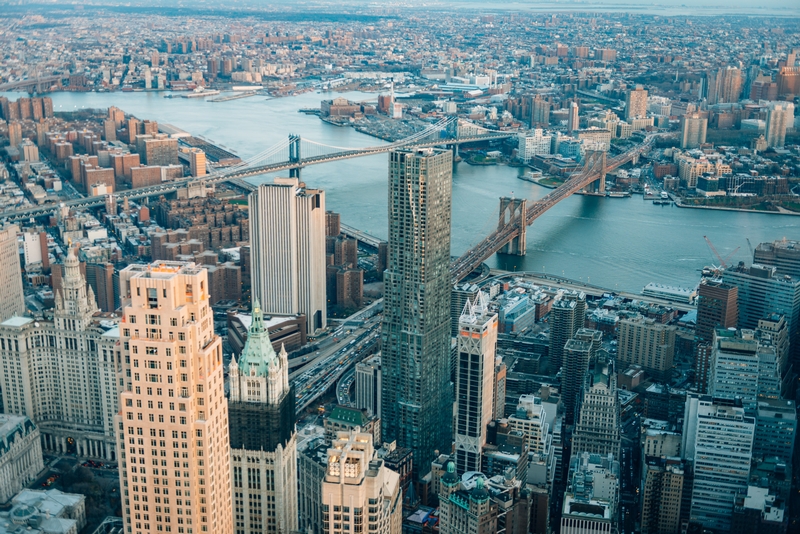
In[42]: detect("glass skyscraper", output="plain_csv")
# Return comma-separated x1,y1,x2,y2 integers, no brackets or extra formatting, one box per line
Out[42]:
381,147,454,480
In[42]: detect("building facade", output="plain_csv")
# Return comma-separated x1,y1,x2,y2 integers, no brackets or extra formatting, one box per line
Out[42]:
249,178,326,334
0,225,25,322
114,261,233,534
0,249,119,460
454,292,498,474
572,361,621,460
617,316,676,381
696,279,738,343
0,414,44,504
381,148,454,479
640,456,684,534
765,102,795,149
682,395,755,532
228,300,297,534
321,429,402,534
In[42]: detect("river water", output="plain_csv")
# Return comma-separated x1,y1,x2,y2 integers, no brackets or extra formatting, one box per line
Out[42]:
3,89,796,294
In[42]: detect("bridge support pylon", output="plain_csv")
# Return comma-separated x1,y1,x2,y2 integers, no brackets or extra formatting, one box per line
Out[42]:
289,134,301,178
498,197,527,256
583,150,607,194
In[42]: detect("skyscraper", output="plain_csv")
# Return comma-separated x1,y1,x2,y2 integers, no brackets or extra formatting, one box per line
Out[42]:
682,395,754,532
381,148,453,479
531,95,550,128
228,299,297,534
115,261,233,534
617,316,676,381
754,240,800,278
249,177,326,334
765,102,795,149
706,67,744,104
454,292,498,474
0,248,118,459
722,264,800,366
640,457,684,534
753,399,796,464
680,113,708,149
625,86,648,120
0,225,25,322
696,278,738,343
561,339,592,426
355,355,382,418
321,429,402,534
8,121,22,148
548,290,586,374
571,360,621,460
567,101,579,132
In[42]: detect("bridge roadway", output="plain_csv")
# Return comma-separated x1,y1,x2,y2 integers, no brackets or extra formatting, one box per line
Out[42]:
0,74,69,92
449,134,665,283
0,132,513,222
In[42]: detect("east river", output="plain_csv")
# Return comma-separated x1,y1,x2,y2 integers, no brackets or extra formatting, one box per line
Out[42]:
3,89,796,294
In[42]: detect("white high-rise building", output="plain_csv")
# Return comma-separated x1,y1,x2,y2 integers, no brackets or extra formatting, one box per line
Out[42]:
321,429,402,534
115,261,233,534
228,299,297,534
249,178,326,334
355,355,381,418
454,292,498,474
765,101,795,148
682,394,755,532
568,102,580,132
517,129,552,162
0,248,119,459
0,225,24,322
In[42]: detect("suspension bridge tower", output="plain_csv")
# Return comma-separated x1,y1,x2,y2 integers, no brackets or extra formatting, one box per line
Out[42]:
497,197,527,255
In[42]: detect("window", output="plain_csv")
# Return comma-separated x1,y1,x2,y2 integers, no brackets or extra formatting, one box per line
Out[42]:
148,288,158,309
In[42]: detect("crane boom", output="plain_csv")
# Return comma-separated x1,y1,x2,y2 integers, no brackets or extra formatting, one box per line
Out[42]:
704,235,729,268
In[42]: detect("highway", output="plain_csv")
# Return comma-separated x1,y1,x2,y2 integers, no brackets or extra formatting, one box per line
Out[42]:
290,316,381,414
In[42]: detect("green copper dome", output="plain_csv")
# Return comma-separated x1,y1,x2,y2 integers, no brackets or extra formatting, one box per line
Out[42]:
442,460,459,487
238,298,278,377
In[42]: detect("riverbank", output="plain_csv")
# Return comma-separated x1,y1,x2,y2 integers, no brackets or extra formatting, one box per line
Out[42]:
674,198,800,216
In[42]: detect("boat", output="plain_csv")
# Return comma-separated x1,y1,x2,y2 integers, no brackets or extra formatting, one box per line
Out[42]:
661,191,669,200
607,191,631,198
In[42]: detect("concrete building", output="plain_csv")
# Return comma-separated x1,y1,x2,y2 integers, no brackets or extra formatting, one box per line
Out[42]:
561,338,592,425
506,394,555,458
114,261,233,534
625,86,648,120
572,360,621,460
188,148,207,177
0,225,25,322
228,299,297,534
617,316,676,381
696,278,738,343
560,452,619,534
355,355,381,418
321,429,402,534
754,240,800,278
454,292,498,474
298,439,327,534
682,395,755,532
568,102,580,132
709,328,781,415
731,486,788,534
532,95,550,127
438,462,498,534
0,248,118,460
0,414,44,504
640,456,684,534
517,129,551,162
765,101,794,149
753,399,796,464
706,67,744,104
249,178,326,334
8,121,22,148
381,148,453,479
0,489,86,534
548,290,586,374
680,113,708,149
722,264,800,366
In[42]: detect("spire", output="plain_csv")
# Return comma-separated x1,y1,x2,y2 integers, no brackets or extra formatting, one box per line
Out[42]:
250,297,265,335
237,299,279,379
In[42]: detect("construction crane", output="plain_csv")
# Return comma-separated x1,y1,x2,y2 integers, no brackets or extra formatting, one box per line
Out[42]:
746,237,754,257
704,236,739,269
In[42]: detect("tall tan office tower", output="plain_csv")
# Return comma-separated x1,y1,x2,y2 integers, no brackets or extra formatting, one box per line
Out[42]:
115,261,233,534
680,113,708,149
249,178,326,334
0,225,25,321
765,102,795,149
228,299,298,534
625,86,648,120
